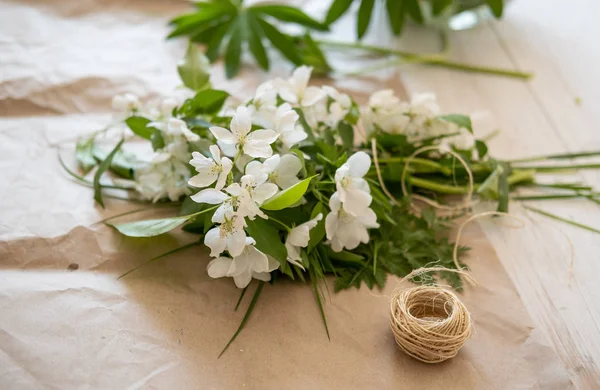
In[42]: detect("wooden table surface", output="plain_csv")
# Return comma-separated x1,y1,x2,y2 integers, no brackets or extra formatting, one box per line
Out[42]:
384,1,600,388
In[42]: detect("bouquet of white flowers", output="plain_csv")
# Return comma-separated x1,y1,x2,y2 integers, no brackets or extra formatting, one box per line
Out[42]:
64,51,599,354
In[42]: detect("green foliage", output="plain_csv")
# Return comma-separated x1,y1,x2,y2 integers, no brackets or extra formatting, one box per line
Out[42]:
125,116,154,140
75,136,97,174
177,43,212,91
93,139,124,208
176,89,230,118
325,0,506,39
439,114,473,134
261,175,317,210
168,0,328,78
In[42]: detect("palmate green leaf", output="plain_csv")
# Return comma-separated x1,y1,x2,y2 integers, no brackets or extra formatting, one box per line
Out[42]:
325,0,354,25
439,114,473,133
177,43,212,91
108,206,217,237
431,0,453,16
205,21,233,62
246,12,269,70
405,0,424,24
168,2,234,39
485,0,504,18
250,4,329,31
224,18,244,79
75,136,97,174
386,0,405,35
94,139,124,208
357,0,375,39
257,18,303,66
125,116,153,140
294,34,331,75
261,175,317,211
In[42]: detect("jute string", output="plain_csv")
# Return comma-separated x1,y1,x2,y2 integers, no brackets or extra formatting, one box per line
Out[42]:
370,139,528,362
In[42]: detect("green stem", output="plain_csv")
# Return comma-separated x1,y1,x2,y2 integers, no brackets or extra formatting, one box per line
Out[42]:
315,39,533,80
514,163,600,172
408,176,473,195
523,205,600,235
514,193,600,201
376,157,453,175
268,216,291,231
507,150,600,163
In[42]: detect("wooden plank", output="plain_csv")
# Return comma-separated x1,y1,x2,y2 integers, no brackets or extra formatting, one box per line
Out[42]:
393,2,600,387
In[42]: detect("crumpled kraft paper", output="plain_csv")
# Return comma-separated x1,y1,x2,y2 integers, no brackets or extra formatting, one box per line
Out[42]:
0,0,572,388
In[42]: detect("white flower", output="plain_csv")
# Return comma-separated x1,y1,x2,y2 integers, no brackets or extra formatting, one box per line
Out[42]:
271,103,307,149
325,193,379,252
239,174,278,219
334,152,372,216
164,118,200,142
285,214,323,269
362,90,409,135
444,127,476,151
203,210,247,257
278,66,325,107
322,86,352,128
191,174,276,222
188,145,233,191
245,154,302,189
135,159,191,203
207,238,279,288
112,93,140,112
210,106,279,158
248,81,278,127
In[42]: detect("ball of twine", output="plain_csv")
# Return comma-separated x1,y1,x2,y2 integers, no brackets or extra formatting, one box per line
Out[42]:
389,285,472,364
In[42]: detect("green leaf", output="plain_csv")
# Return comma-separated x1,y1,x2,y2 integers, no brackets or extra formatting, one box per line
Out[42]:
224,18,243,79
93,146,137,179
310,274,330,340
357,0,375,39
177,43,212,91
431,0,452,16
338,122,354,149
327,248,364,263
261,175,317,211
205,21,233,62
485,0,504,18
294,34,331,75
108,206,217,237
245,218,290,276
308,203,326,252
125,116,153,140
386,0,405,35
250,5,329,31
497,162,510,213
151,129,165,151
168,4,233,39
325,0,354,25
219,281,265,358
257,18,303,65
246,12,269,70
405,0,424,24
178,89,230,117
94,139,124,208
475,140,488,159
118,242,200,279
75,136,97,174
439,114,473,134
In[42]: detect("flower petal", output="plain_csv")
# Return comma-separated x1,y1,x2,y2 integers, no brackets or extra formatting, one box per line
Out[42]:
204,227,227,257
227,230,247,257
243,142,273,158
207,257,234,279
209,145,221,162
253,183,278,204
247,129,279,144
301,86,326,107
346,151,371,178
231,106,252,138
210,126,236,144
251,272,272,282
341,189,372,217
190,188,228,204
325,211,338,240
233,270,253,288
188,171,217,188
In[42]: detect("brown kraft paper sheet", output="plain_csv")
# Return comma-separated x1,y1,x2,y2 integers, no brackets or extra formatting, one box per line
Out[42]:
0,0,571,388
